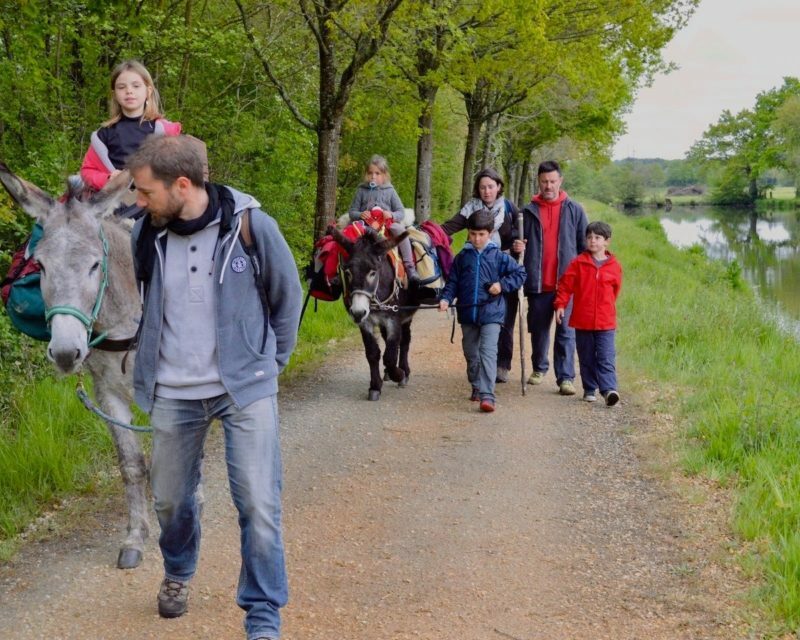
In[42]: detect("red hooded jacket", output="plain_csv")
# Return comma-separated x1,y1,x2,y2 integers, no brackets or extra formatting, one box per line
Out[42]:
554,251,622,330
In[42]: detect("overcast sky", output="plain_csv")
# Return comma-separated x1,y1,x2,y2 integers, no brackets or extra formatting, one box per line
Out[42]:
612,0,800,160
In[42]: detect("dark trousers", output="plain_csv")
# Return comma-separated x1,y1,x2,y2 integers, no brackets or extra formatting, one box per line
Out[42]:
526,291,575,384
497,291,519,370
575,329,617,394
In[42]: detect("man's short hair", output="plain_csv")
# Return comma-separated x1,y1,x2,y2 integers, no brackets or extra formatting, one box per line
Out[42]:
586,221,612,239
467,208,495,233
537,160,561,176
127,135,205,187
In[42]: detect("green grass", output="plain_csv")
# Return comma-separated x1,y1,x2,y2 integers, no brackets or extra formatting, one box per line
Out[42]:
284,287,357,380
589,201,800,632
0,376,114,555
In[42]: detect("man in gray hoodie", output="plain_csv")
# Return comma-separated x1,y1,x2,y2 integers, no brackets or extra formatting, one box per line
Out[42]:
128,135,302,640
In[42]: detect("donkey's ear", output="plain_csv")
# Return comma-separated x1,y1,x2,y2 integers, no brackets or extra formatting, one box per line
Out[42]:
330,226,355,254
380,229,408,254
88,169,133,218
0,161,57,221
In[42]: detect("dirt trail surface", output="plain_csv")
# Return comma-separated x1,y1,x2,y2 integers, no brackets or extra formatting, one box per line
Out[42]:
0,311,749,639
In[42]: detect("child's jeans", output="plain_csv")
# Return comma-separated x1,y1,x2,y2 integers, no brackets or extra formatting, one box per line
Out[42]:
461,322,501,401
575,329,617,394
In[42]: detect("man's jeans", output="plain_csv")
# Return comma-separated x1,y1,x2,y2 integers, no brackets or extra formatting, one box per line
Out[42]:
150,394,286,640
526,291,575,384
575,329,617,394
461,322,501,401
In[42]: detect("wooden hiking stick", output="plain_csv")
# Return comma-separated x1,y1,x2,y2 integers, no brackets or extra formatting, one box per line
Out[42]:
516,207,526,396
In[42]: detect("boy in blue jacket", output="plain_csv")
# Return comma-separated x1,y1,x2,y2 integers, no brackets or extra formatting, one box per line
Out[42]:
439,209,526,412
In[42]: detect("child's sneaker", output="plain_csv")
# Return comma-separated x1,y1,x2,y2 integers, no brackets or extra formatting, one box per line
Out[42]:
583,392,597,403
479,399,495,413
605,390,620,406
470,387,480,402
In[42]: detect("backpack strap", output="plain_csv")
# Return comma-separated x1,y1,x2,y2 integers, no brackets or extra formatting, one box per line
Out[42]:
239,209,270,350
240,208,254,250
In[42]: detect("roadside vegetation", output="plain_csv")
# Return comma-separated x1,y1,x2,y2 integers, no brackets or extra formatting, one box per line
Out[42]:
589,201,800,633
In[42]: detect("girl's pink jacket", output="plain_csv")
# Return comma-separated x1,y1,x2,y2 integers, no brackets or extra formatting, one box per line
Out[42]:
79,118,182,191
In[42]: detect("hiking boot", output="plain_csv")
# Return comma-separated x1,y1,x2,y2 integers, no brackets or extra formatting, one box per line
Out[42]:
470,387,480,402
479,399,495,413
605,390,620,407
495,367,509,383
559,380,577,396
527,371,545,385
157,577,189,618
583,392,597,403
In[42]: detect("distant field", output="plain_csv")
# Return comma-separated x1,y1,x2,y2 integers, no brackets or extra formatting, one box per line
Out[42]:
645,185,797,205
767,186,797,200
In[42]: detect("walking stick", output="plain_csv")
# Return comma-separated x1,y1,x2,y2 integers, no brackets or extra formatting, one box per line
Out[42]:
516,208,526,396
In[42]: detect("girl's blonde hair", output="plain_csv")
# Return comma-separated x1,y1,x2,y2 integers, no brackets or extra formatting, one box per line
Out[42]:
365,154,391,183
103,60,164,127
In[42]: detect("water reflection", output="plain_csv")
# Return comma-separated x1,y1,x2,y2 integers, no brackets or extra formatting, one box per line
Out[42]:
653,206,800,339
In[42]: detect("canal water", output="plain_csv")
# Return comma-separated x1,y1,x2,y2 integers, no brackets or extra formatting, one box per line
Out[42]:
649,205,800,339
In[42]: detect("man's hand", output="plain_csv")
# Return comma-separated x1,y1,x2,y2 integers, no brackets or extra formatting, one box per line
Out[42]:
487,282,501,295
555,307,565,324
512,239,527,253
438,300,449,312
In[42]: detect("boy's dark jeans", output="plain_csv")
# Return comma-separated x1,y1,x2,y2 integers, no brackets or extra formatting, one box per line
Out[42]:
575,329,617,394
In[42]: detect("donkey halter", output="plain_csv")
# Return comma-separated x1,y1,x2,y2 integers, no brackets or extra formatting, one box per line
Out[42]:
44,225,109,348
341,259,401,313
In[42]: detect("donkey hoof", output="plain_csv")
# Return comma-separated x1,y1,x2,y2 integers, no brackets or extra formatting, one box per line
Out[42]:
383,369,390,381
117,547,143,569
398,375,408,388
368,389,381,401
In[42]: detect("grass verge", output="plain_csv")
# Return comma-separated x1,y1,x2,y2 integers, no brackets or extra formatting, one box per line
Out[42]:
589,200,800,633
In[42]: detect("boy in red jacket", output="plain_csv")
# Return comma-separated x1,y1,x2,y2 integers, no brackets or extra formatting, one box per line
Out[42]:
554,221,622,406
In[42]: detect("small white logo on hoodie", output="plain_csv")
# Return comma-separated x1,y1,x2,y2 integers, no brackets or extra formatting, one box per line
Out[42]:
231,256,248,273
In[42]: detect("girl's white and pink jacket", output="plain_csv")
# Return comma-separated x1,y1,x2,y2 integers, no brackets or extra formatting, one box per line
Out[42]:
79,118,182,191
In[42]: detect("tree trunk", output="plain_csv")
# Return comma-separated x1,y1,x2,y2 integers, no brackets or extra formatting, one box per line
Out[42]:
517,160,530,205
414,85,438,223
314,121,342,241
460,117,482,206
479,113,499,169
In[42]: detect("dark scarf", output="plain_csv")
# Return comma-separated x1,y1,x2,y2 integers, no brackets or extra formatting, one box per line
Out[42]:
135,183,237,284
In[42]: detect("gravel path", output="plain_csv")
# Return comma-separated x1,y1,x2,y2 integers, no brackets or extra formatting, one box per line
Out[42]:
0,311,749,639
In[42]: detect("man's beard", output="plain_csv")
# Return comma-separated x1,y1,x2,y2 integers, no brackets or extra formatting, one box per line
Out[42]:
148,196,184,228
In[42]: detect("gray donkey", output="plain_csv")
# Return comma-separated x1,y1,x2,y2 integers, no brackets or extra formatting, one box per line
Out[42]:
0,163,149,569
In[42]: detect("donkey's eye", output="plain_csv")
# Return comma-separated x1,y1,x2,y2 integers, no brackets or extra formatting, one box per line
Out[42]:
89,261,101,274
366,270,377,282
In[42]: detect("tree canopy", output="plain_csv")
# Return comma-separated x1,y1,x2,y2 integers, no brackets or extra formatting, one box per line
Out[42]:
0,0,696,249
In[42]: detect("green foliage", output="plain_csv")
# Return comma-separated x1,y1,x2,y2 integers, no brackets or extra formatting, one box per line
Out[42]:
689,78,800,206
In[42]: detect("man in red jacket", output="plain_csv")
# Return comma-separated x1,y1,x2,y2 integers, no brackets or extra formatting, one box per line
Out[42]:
554,221,622,406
